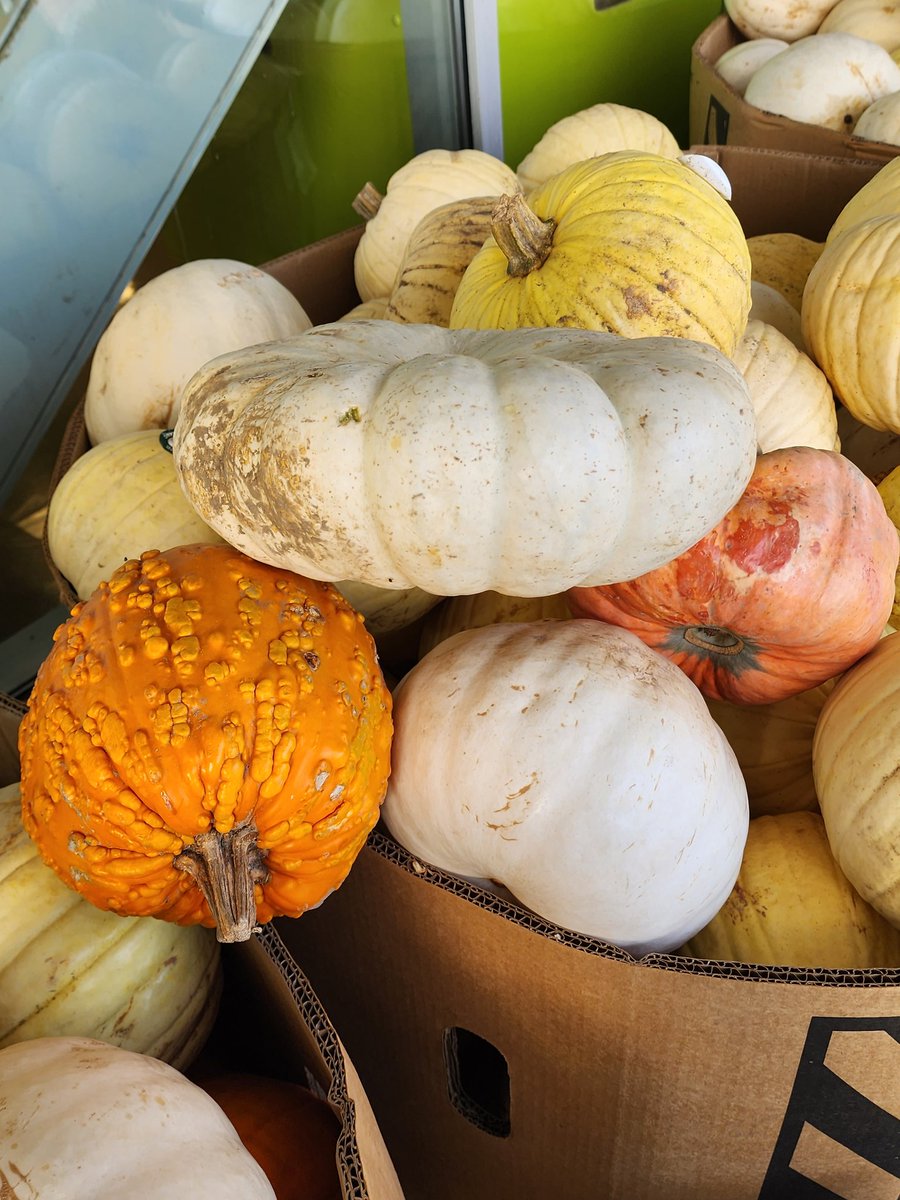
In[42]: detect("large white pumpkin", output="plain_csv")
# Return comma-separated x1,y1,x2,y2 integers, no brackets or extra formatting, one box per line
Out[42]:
381,619,749,957
724,0,841,40
0,1036,276,1198
173,322,757,597
84,258,313,444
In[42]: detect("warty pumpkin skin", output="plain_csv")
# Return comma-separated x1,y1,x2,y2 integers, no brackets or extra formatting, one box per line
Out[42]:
173,321,757,597
383,620,748,957
813,631,900,926
448,150,751,356
18,543,393,943
0,1036,277,1198
568,447,899,704
0,781,221,1068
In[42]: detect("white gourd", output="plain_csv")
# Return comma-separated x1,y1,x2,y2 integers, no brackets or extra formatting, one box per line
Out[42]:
748,281,806,350
743,32,900,131
0,1036,277,1198
382,620,749,957
724,0,841,40
84,259,313,444
854,92,900,143
173,322,758,597
715,37,789,94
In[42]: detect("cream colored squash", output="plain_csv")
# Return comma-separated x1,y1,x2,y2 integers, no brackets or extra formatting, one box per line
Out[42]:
748,281,805,349
449,151,752,357
47,429,225,600
384,196,496,326
515,102,680,194
84,259,313,444
724,0,842,40
0,1036,276,1198
827,155,900,242
732,319,839,452
704,680,835,816
746,231,823,309
680,811,900,967
802,214,900,432
818,0,900,52
743,32,900,131
715,37,789,94
853,90,900,143
339,296,389,320
0,782,221,1068
351,148,520,302
173,322,757,597
418,591,571,659
813,631,900,925
382,619,749,957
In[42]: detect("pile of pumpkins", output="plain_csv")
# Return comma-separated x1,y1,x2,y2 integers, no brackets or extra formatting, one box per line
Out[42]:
5,98,900,1191
716,0,900,143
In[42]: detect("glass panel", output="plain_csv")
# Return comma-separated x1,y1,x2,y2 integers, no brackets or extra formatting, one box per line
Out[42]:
0,0,288,508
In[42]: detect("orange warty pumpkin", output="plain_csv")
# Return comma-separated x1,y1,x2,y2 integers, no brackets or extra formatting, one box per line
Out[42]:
568,447,899,704
18,544,393,942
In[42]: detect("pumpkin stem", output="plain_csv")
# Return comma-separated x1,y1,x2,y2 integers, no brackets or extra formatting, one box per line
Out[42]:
683,626,745,657
352,182,383,221
175,819,269,944
490,193,556,277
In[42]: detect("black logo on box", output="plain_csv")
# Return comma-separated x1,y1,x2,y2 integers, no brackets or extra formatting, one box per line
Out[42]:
704,97,730,146
759,1016,899,1198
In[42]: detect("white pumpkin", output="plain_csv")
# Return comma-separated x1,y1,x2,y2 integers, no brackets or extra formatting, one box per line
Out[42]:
743,32,900,131
853,91,900,143
724,0,841,40
0,1036,276,1198
84,258,313,444
381,620,749,957
732,319,839,452
818,0,900,52
515,103,680,194
715,37,789,94
173,322,758,597
352,148,520,302
0,782,220,1068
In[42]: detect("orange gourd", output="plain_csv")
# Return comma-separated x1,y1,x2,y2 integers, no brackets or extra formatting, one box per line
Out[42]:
197,1072,342,1200
18,544,393,942
568,447,899,704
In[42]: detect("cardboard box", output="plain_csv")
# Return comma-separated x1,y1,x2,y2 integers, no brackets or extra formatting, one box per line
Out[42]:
43,149,900,1200
690,14,900,163
2,697,403,1200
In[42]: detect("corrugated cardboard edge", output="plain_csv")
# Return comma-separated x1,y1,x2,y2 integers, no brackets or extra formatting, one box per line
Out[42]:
3,697,403,1200
690,13,900,163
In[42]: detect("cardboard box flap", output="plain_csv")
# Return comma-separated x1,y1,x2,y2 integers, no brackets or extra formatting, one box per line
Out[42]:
0,695,25,785
264,225,363,326
690,15,900,164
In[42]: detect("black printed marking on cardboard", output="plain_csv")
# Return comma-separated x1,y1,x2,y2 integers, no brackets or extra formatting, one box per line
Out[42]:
758,1016,900,1199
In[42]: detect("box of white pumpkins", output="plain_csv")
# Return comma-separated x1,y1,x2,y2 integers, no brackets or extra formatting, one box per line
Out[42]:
39,143,900,1200
690,10,900,161
0,694,403,1199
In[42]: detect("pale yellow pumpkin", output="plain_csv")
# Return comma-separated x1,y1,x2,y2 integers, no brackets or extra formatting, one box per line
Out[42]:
813,632,900,926
877,466,900,627
352,148,520,302
818,0,900,52
748,282,805,350
853,91,900,144
515,102,680,194
704,679,836,817
802,214,900,432
680,811,900,967
827,155,900,242
418,591,571,659
0,782,221,1067
449,151,751,357
746,231,823,310
731,320,839,453
385,196,496,327
339,296,389,321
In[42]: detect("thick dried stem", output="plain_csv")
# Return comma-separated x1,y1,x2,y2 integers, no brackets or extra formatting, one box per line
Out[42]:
175,818,269,943
352,182,384,221
490,193,556,277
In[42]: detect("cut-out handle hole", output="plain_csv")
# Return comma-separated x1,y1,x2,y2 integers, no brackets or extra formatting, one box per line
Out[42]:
443,1026,510,1138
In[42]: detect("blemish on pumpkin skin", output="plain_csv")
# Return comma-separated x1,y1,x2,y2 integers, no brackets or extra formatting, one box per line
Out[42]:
726,513,800,574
